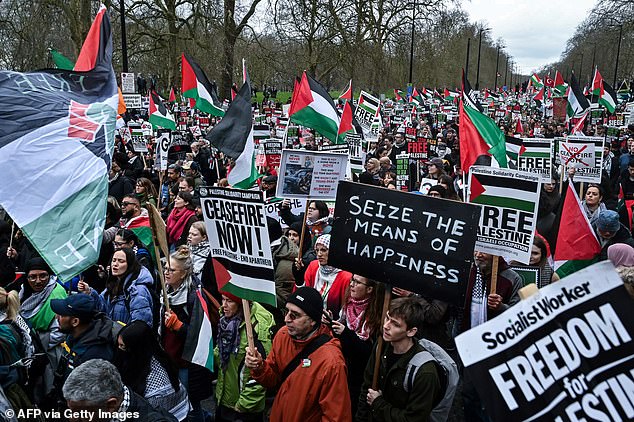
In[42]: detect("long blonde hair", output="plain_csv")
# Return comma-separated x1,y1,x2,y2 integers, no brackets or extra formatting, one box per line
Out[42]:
0,288,20,321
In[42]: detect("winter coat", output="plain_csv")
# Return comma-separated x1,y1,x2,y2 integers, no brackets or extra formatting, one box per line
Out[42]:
251,324,352,421
271,237,298,305
214,302,274,413
596,223,634,261
91,267,155,327
356,342,441,422
303,260,352,318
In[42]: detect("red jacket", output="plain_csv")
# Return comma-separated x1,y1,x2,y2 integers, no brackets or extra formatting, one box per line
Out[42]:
303,260,351,317
251,325,352,421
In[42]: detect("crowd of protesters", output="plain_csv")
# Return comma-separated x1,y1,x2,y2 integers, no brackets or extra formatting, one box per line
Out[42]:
1,93,634,422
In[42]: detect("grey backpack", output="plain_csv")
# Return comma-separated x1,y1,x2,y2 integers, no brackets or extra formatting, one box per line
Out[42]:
403,338,459,422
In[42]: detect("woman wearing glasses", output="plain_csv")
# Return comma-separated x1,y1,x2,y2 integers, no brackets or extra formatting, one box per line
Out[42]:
135,177,158,209
161,246,214,422
330,275,384,416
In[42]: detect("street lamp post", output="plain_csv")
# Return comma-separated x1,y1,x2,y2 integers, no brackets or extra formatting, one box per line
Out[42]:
613,24,623,86
494,45,500,92
120,0,128,72
476,27,490,90
465,38,471,80
408,3,415,85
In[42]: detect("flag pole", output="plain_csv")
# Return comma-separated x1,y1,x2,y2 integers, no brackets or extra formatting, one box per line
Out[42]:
490,255,499,294
297,199,311,259
242,299,256,352
559,164,565,194
372,284,391,389
8,221,14,251
147,203,171,312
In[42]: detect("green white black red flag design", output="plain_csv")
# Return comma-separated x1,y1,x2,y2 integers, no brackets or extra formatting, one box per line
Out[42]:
182,53,225,117
289,71,340,142
200,187,276,307
149,90,176,130
0,6,118,281
468,166,541,264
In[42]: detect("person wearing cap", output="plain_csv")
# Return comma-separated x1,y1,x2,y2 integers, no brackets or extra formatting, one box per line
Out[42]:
301,234,352,318
245,287,352,421
19,257,67,400
426,157,446,181
213,290,273,421
260,175,278,199
595,210,634,261
51,294,117,388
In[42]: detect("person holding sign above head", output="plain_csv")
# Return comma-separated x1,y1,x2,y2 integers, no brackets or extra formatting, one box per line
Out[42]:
300,234,352,318
244,287,352,421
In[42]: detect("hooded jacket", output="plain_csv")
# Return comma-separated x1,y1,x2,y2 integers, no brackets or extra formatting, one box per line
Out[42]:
271,236,298,305
251,324,352,421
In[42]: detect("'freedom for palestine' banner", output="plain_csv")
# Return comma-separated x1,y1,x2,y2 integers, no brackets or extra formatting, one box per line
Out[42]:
200,187,276,306
455,261,634,422
329,181,481,306
469,166,541,265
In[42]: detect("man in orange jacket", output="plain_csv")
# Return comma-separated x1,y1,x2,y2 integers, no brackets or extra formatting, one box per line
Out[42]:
245,287,352,421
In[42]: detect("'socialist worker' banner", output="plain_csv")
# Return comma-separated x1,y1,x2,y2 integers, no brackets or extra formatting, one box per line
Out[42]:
468,166,541,265
276,150,348,199
516,138,553,183
199,187,276,306
329,181,481,306
455,261,634,422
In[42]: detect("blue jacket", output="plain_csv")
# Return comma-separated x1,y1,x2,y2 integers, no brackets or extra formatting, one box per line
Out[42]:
91,266,155,327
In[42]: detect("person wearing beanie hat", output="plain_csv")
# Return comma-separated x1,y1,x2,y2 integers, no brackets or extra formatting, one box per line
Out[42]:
594,209,634,260
300,234,352,318
245,285,352,421
427,184,447,198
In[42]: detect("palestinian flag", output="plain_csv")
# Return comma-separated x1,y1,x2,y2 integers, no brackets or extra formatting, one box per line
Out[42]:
149,91,176,130
463,76,483,112
182,53,225,117
591,68,604,97
168,87,176,103
554,183,601,278
469,171,538,213
125,215,156,265
289,72,340,142
533,86,544,103
206,82,258,189
358,91,380,116
529,73,543,90
182,288,214,371
599,80,618,114
444,88,459,102
49,49,74,70
459,71,508,172
394,89,404,102
0,6,118,282
337,100,354,144
338,79,353,101
410,88,421,106
505,135,526,167
566,73,590,119
554,70,568,97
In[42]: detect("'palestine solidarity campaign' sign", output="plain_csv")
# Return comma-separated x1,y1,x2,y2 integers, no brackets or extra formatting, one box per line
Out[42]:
455,261,634,422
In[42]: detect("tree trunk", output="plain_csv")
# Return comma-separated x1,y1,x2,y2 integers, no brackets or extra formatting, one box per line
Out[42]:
221,0,237,100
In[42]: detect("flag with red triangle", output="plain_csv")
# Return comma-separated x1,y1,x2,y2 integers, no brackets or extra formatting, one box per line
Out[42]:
289,72,340,142
554,70,567,96
394,89,404,102
182,53,225,117
554,183,601,278
515,119,523,135
337,100,354,144
168,87,176,103
149,90,176,130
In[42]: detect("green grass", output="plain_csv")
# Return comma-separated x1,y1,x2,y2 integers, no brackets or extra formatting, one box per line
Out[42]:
253,90,398,104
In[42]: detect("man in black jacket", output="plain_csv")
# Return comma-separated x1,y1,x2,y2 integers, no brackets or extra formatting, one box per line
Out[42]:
52,295,117,386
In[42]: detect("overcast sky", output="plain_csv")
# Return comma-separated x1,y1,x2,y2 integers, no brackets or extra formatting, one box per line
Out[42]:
462,0,596,74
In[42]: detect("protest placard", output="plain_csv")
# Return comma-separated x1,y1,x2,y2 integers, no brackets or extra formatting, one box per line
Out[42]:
419,178,437,194
509,266,540,286
407,138,429,160
395,153,413,192
264,197,305,228
455,261,634,422
121,72,135,93
276,150,348,199
129,124,147,152
155,129,171,171
199,187,276,306
122,94,142,109
329,181,481,306
516,138,553,182
468,166,541,264
555,137,604,183
355,91,380,134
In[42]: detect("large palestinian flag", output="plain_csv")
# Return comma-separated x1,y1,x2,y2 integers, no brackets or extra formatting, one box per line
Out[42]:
289,72,340,142
566,73,590,119
599,80,618,114
182,288,214,371
554,183,601,277
149,91,176,130
0,6,118,281
182,53,225,117
459,72,508,172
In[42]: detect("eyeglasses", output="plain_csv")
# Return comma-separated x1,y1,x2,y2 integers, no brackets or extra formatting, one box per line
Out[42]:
121,202,135,207
27,273,49,282
164,268,183,274
350,277,368,287
283,308,307,321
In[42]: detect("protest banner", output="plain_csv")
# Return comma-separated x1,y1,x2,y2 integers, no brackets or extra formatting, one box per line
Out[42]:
264,197,305,228
516,138,553,182
347,133,364,159
129,124,148,152
199,187,276,306
395,153,413,192
122,94,142,109
407,138,429,160
455,261,634,422
468,166,541,264
355,91,380,134
276,150,348,199
155,129,171,171
256,139,283,168
121,72,135,93
419,178,437,194
329,181,481,306
555,137,604,183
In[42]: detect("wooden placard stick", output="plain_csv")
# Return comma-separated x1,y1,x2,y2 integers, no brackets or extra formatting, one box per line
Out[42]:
490,255,500,295
297,199,310,259
242,299,256,352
